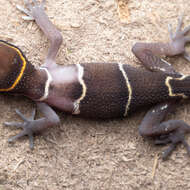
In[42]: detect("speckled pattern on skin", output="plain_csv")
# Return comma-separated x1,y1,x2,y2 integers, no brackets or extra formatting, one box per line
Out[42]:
1,0,190,190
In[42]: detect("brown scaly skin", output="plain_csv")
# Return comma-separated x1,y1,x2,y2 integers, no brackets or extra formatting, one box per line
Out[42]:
2,0,190,160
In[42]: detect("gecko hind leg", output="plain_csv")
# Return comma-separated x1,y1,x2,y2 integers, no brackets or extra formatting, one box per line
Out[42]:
139,102,190,160
132,15,190,74
154,123,190,159
168,14,190,60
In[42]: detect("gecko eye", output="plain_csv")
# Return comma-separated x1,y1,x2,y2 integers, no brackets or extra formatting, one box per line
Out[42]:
0,41,26,92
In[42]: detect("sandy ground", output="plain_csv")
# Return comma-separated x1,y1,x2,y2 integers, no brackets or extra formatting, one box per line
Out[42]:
1,0,190,189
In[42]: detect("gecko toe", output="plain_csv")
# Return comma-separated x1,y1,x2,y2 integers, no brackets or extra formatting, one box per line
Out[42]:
168,24,173,40
16,5,31,15
155,137,171,145
15,109,30,122
182,25,190,35
17,0,46,20
182,140,190,156
7,122,35,149
4,121,24,128
168,14,183,39
162,139,190,160
175,14,184,34
167,15,190,56
8,130,27,143
29,134,34,149
8,128,35,149
162,143,177,160
161,124,190,160
16,5,34,20
4,109,37,149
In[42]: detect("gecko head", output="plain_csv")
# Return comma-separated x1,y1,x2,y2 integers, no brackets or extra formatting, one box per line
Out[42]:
0,40,35,93
0,40,48,100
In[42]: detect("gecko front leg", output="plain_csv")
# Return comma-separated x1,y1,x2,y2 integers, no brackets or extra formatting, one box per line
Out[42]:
17,0,63,69
2,0,62,148
132,15,190,74
4,103,60,149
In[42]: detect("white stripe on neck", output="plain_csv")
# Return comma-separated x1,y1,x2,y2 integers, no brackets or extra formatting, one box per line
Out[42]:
37,67,52,101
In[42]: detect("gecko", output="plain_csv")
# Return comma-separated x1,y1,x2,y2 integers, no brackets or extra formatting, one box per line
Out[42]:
2,0,190,160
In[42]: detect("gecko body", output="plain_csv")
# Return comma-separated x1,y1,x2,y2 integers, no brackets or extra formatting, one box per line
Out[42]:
2,0,190,159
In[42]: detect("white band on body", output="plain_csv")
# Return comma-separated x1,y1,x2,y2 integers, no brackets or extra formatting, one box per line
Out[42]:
118,63,132,117
37,67,52,101
72,64,87,115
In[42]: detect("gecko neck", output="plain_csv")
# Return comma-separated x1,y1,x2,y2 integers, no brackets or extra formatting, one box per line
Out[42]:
26,67,51,101
8,65,50,101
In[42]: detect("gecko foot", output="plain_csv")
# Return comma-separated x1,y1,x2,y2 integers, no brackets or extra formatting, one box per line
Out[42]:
168,15,190,61
162,138,190,160
4,109,37,149
155,127,190,160
16,0,46,21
